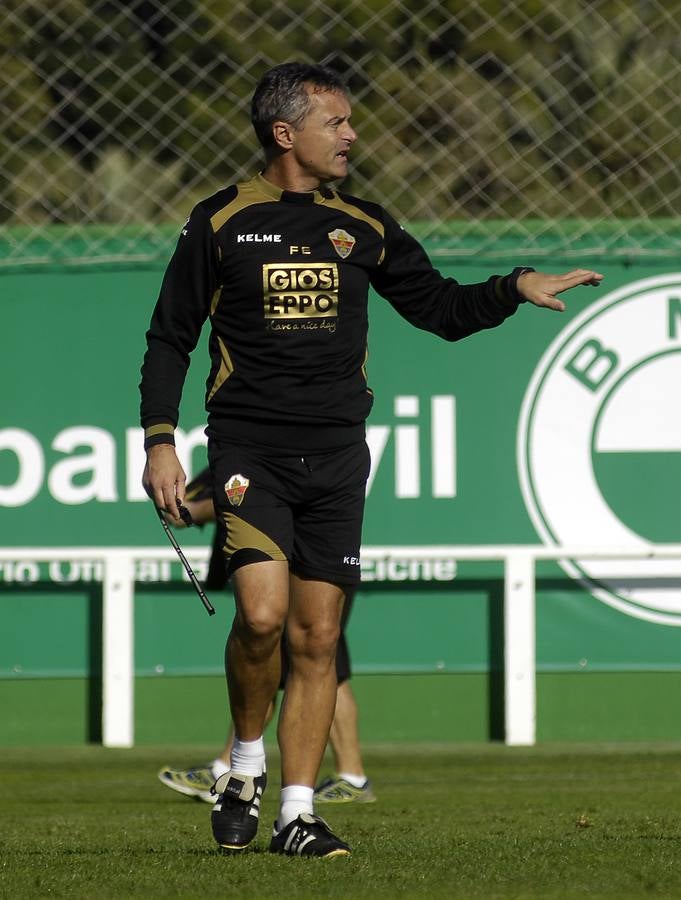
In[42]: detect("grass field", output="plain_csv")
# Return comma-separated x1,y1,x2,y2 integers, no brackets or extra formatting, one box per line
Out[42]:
2,742,681,899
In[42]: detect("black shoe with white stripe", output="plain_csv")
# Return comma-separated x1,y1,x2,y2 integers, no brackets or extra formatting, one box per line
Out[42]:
210,770,266,851
269,813,351,857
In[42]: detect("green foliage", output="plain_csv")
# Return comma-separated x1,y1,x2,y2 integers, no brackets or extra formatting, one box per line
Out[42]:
3,0,681,234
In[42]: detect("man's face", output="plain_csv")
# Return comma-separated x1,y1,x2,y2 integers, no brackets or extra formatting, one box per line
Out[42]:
288,86,357,184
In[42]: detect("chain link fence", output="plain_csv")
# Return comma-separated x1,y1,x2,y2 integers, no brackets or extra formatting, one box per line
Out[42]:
3,0,681,268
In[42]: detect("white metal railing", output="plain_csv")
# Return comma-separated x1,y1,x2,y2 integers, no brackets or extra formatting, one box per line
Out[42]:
2,544,681,748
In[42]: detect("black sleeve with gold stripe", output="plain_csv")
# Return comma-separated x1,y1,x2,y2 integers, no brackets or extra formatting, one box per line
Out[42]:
139,203,220,447
143,423,176,450
371,212,533,341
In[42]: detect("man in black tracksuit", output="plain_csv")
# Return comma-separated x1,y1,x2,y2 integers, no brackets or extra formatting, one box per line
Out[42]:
140,62,603,857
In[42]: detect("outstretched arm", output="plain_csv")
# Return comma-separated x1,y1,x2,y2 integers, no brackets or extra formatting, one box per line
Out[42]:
517,269,603,312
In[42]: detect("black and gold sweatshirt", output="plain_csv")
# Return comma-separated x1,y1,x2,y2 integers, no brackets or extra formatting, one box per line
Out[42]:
140,173,529,453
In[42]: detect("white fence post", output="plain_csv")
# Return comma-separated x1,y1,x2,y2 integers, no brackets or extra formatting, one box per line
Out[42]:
503,551,536,746
2,544,681,749
102,552,135,748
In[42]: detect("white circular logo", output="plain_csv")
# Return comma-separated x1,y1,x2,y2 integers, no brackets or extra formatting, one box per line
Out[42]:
518,274,681,625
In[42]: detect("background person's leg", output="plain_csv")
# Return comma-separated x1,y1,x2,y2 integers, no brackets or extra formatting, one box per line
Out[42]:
315,677,376,803
328,679,365,778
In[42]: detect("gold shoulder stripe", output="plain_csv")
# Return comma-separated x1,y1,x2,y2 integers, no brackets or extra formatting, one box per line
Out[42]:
210,177,278,233
320,195,385,239
207,336,234,402
210,286,223,317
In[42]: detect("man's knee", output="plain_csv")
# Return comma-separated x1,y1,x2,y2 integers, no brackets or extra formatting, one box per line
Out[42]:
287,619,340,662
233,607,285,645
231,561,289,645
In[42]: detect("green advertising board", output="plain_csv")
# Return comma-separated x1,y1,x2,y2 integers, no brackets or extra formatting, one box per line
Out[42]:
2,242,680,743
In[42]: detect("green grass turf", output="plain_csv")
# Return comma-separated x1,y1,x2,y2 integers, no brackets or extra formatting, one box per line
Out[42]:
2,743,681,899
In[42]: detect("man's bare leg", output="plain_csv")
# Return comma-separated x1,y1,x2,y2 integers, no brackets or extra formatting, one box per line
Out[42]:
215,695,276,767
270,575,353,854
276,575,344,827
227,560,289,742
211,559,290,851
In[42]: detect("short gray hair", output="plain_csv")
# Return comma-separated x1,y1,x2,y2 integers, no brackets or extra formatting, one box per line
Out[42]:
251,62,347,149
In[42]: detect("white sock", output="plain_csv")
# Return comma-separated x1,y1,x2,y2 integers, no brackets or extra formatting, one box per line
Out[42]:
210,757,230,778
338,772,367,788
230,736,266,777
278,785,314,829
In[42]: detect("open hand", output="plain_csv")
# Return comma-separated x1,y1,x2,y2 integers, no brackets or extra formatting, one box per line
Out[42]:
517,269,603,312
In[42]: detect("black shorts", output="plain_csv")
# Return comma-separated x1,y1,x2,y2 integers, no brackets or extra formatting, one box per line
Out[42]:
208,439,370,587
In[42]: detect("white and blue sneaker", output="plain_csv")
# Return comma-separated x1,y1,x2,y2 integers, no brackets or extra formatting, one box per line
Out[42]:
157,763,220,803
314,775,376,804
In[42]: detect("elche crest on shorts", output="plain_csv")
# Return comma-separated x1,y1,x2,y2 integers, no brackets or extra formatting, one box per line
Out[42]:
517,274,681,626
225,474,250,507
328,228,355,259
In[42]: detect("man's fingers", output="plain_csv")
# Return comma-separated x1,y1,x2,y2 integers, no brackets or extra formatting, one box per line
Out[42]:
162,508,185,527
175,475,186,507
517,269,603,310
538,294,566,312
151,479,185,519
554,269,604,292
151,487,165,510
142,475,166,511
162,485,181,519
